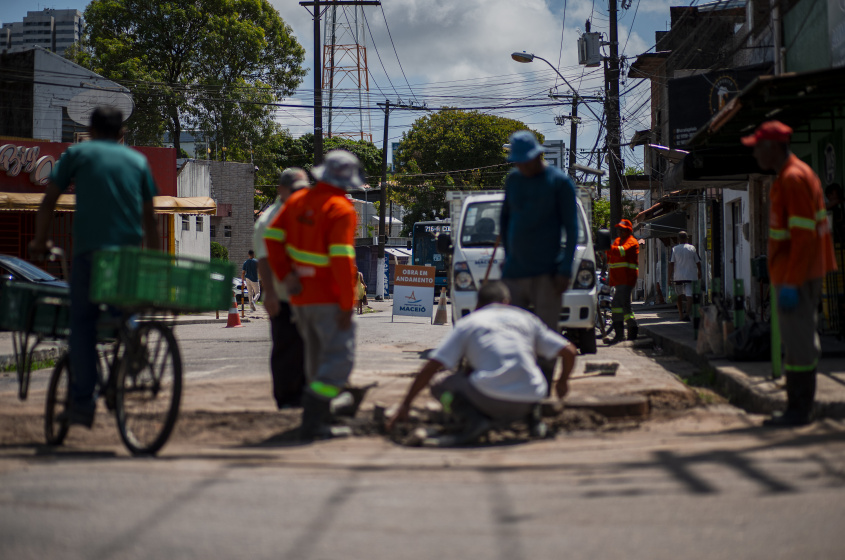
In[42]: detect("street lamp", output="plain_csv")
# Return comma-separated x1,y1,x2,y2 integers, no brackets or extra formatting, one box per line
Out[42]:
510,51,603,123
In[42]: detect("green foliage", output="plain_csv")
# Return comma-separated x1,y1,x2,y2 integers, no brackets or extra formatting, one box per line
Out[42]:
210,241,229,262
591,196,639,238
68,0,306,164
624,165,644,176
391,110,540,235
277,135,384,180
394,109,543,188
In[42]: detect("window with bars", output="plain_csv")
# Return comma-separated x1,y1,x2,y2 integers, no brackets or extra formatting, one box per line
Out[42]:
181,215,190,231
224,225,232,238
195,216,203,232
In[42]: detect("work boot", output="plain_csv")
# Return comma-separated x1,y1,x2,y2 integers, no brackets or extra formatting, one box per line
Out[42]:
626,320,639,341
763,370,815,427
299,392,332,441
603,322,625,345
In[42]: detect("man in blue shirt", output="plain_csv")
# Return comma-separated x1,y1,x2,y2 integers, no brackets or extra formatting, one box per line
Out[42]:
242,250,260,311
500,130,578,387
30,106,159,428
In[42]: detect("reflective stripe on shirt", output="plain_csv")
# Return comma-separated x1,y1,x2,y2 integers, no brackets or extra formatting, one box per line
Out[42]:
328,244,356,258
264,227,285,242
287,245,330,266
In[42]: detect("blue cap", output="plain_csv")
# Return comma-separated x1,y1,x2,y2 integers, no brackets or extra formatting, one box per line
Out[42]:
507,130,544,163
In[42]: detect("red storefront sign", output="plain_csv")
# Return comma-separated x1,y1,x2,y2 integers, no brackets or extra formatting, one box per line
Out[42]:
0,139,177,196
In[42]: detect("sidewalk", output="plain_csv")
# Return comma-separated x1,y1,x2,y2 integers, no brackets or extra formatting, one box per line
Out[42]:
635,302,845,419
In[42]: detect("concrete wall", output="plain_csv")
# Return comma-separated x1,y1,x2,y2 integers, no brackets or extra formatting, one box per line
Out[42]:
208,161,255,266
174,160,212,259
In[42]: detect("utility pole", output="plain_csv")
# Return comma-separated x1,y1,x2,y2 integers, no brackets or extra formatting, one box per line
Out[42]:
550,93,602,180
605,0,623,232
375,99,427,300
301,1,381,165
376,99,390,301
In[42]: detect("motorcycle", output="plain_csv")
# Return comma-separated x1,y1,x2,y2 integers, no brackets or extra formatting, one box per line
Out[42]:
595,271,614,338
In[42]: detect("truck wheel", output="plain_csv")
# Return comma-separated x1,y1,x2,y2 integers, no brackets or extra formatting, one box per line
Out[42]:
579,328,597,354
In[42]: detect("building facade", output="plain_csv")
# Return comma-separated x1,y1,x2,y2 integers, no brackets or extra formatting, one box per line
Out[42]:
207,161,256,266
629,0,844,336
2,9,84,57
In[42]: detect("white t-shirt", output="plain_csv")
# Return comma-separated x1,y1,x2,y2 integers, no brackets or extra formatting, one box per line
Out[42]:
253,198,288,300
670,243,701,282
428,304,567,402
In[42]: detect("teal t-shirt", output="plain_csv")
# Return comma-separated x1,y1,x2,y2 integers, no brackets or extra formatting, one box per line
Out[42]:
50,140,157,255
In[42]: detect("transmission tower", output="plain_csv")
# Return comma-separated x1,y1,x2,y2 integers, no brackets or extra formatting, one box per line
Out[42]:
323,4,372,142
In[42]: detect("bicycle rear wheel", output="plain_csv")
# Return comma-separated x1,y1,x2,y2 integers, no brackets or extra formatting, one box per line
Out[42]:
115,322,182,455
44,354,70,446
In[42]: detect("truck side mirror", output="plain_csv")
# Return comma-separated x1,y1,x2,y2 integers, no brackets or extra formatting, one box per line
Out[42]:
595,229,612,252
436,233,453,254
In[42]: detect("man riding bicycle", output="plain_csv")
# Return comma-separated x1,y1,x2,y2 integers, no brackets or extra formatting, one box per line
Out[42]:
30,106,160,428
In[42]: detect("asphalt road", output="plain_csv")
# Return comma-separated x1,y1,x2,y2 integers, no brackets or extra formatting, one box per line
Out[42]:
2,303,844,559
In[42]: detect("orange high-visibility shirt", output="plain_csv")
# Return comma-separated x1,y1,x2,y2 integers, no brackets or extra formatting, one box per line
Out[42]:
606,234,639,287
768,154,836,286
264,182,357,311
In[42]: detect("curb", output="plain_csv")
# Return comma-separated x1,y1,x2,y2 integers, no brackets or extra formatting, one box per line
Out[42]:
640,324,845,420
640,323,780,415
0,345,65,371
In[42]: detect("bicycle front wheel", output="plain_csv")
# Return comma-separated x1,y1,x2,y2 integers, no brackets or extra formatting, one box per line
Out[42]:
115,322,182,456
44,354,70,446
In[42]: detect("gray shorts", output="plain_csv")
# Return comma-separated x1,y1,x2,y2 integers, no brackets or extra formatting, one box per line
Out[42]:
430,372,535,422
778,279,822,371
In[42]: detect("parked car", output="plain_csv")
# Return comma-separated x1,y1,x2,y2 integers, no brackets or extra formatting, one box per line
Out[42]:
0,254,69,289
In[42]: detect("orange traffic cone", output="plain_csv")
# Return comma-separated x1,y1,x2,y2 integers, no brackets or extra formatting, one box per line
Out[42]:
433,287,448,325
225,291,243,328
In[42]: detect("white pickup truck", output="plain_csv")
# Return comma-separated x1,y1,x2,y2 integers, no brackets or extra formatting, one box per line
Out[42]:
440,189,604,354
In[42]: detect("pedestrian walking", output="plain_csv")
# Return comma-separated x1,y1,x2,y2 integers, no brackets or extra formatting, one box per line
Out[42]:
500,130,578,387
668,231,702,321
29,106,160,428
387,281,578,443
265,150,360,440
742,120,836,427
255,168,309,409
604,219,639,344
355,269,367,315
242,250,260,311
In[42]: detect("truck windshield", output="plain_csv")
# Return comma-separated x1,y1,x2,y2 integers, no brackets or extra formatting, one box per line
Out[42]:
460,201,503,247
460,200,587,247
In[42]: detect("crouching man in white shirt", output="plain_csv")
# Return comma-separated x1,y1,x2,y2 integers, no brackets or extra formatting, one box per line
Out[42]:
387,281,578,443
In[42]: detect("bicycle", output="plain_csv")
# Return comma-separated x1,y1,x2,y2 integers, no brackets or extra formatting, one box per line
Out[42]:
2,246,233,456
45,313,182,455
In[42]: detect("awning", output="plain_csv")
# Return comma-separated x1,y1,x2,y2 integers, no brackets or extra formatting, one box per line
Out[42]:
0,193,217,215
385,247,411,259
0,192,77,211
151,196,217,215
634,210,687,239
690,66,845,150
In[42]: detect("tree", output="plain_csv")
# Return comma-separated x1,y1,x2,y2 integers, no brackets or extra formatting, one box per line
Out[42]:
69,0,306,156
277,134,384,180
210,241,229,261
390,109,542,235
591,196,638,238
394,109,544,187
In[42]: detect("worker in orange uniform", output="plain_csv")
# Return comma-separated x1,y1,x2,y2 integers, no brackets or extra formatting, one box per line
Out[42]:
742,121,836,427
264,150,361,440
604,219,639,344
